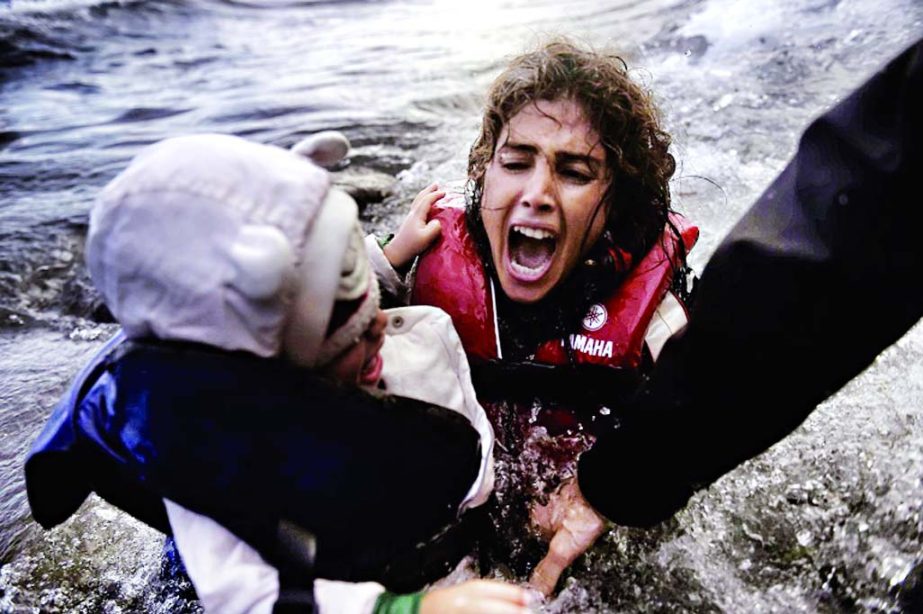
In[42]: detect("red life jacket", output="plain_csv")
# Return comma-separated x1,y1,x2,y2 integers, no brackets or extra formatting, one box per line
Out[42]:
411,203,699,372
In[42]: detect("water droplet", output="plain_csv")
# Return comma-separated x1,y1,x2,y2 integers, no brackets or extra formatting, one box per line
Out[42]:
796,529,813,546
95,507,118,521
599,407,611,416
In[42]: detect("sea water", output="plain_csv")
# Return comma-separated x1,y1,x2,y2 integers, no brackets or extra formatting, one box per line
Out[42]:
1,0,922,610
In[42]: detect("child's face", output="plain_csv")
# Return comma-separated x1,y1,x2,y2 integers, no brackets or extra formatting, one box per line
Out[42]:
321,308,388,387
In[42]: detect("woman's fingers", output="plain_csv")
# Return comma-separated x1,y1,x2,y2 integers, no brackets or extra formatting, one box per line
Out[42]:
529,528,579,595
530,513,607,595
528,479,608,596
529,495,561,540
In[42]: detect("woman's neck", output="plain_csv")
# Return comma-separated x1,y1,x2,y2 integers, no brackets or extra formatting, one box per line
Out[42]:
493,280,578,361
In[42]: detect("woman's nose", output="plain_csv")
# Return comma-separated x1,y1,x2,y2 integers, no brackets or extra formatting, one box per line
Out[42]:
521,160,556,211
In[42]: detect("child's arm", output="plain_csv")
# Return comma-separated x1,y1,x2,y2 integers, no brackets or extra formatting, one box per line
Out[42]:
383,183,445,270
365,184,445,305
164,499,383,614
165,499,531,613
164,499,288,614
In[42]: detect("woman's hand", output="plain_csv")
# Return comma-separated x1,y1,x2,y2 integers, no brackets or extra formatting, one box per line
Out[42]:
420,579,533,614
529,478,608,596
383,183,445,270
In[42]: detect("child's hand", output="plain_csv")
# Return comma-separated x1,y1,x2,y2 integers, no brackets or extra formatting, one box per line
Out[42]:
383,183,445,270
528,479,607,596
421,579,533,614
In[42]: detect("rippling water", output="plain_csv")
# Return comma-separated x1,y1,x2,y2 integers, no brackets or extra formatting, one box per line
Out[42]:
1,0,922,611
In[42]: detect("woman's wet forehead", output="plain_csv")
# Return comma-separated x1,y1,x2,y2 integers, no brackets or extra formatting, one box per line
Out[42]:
498,100,604,160
496,111,605,176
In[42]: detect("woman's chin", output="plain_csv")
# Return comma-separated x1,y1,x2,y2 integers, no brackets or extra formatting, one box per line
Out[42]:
498,272,554,304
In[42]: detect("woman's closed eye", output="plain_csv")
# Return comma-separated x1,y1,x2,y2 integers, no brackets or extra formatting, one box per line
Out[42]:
558,165,595,184
499,155,532,171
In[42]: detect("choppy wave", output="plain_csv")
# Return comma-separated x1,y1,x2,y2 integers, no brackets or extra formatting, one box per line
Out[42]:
0,219,111,328
0,0,173,69
0,25,78,68
1,0,922,610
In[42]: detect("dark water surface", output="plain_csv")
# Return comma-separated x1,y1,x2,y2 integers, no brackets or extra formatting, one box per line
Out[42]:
1,0,922,611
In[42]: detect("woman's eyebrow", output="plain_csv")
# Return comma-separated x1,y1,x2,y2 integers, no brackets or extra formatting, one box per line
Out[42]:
501,142,600,164
497,141,537,154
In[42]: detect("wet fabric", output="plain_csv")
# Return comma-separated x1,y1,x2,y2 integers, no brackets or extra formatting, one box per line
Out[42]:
579,37,923,527
25,335,481,583
86,134,330,360
163,305,496,611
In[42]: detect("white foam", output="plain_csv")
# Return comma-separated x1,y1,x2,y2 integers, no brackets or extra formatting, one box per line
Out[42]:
678,0,788,58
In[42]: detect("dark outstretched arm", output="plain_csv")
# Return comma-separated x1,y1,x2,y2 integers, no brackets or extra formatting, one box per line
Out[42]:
579,38,923,527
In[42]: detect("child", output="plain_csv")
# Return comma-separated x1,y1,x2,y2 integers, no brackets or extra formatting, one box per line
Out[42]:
25,132,529,614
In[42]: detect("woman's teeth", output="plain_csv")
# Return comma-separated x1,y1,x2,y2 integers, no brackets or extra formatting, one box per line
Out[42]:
508,225,557,275
510,260,543,275
512,225,555,240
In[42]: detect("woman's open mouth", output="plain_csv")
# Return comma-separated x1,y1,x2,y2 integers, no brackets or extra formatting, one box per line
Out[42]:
507,224,557,282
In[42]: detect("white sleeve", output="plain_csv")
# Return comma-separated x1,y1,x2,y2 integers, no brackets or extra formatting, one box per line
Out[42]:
164,499,386,614
428,308,495,510
164,499,279,614
378,306,495,510
314,579,387,614
365,234,411,304
643,291,688,362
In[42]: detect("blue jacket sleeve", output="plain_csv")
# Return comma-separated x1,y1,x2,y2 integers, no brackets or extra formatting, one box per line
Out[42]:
578,38,923,526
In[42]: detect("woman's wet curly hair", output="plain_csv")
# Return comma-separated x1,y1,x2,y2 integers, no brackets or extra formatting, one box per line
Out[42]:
466,38,677,285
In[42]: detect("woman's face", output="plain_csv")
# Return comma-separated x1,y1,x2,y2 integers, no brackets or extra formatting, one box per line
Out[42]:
480,98,610,304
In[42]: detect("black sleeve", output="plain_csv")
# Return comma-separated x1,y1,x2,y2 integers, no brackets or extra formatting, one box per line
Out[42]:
578,38,923,527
